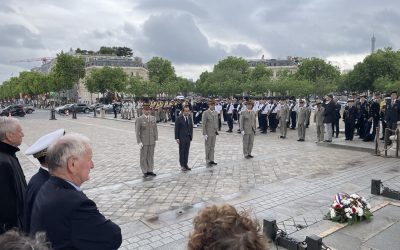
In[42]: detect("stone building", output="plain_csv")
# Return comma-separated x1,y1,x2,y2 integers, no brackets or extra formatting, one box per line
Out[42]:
247,56,301,79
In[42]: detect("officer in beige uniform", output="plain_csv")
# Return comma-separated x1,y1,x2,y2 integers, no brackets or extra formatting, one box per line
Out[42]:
240,101,257,159
202,100,219,166
297,99,307,141
135,103,158,177
277,98,290,139
314,100,325,142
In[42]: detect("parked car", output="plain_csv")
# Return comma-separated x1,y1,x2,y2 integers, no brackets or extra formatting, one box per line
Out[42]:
96,104,120,114
0,105,26,117
55,104,74,114
24,105,35,114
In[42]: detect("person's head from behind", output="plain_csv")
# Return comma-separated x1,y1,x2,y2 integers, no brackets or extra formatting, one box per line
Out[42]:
0,117,24,147
188,204,270,250
46,133,93,187
0,230,50,250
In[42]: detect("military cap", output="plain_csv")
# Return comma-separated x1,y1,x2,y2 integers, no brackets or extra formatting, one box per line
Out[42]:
391,90,398,95
142,103,151,109
360,94,366,98
347,99,354,102
25,129,65,159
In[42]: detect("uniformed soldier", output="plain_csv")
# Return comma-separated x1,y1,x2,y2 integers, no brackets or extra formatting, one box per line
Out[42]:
135,103,158,178
259,99,269,134
364,93,381,141
202,100,219,166
277,98,290,139
343,99,357,141
268,98,279,132
240,100,257,159
225,99,234,132
297,99,307,141
24,129,65,233
215,99,223,131
357,94,369,139
314,100,325,142
289,98,298,129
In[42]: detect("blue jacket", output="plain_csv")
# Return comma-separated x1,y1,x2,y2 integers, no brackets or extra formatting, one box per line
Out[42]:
30,176,122,250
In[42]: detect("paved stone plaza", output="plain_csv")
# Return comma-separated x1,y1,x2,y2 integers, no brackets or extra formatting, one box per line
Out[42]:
16,111,400,249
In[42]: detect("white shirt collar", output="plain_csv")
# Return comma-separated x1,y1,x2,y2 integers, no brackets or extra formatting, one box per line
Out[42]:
66,180,82,191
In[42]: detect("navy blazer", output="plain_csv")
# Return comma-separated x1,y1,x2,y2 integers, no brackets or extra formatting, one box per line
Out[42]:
30,176,122,250
323,101,336,124
175,115,193,142
23,168,50,233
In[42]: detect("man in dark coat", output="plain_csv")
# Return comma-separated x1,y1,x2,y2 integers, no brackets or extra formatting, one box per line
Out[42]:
175,106,193,171
0,117,27,234
387,91,400,132
323,94,335,142
343,99,358,140
23,128,65,233
30,134,122,249
331,98,341,138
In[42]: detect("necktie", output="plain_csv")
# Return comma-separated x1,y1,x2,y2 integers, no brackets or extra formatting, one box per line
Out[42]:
185,117,189,127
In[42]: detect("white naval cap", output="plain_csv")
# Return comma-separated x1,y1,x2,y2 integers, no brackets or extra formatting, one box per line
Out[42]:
25,129,65,158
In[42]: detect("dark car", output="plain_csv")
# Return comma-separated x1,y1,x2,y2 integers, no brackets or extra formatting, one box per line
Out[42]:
0,105,26,117
24,105,35,114
56,103,91,114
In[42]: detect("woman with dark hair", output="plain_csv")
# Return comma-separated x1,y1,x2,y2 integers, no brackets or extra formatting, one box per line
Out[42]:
188,204,270,250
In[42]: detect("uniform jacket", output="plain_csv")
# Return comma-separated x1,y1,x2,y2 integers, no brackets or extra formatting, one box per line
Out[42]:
30,176,122,250
277,104,290,121
368,101,380,120
297,106,307,125
314,106,325,125
343,106,358,123
202,110,218,136
323,101,335,124
175,115,193,142
23,167,50,233
135,115,158,145
240,110,256,134
0,141,27,234
387,99,400,125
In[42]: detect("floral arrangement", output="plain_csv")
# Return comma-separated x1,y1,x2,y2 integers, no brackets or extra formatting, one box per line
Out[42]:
325,193,373,224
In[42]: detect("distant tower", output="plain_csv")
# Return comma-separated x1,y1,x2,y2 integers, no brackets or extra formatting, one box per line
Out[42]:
371,33,376,54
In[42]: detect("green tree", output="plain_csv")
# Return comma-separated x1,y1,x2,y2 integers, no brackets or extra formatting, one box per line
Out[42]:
249,64,273,81
84,66,127,97
146,57,176,85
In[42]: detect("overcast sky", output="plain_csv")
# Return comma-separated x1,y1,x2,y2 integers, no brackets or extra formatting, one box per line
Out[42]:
1,0,399,83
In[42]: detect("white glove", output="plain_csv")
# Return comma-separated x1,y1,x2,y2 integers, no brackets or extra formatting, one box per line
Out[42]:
204,135,208,140
241,131,245,136
138,142,143,148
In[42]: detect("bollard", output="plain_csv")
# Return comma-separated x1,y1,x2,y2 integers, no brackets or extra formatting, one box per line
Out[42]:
375,127,380,156
263,219,277,241
384,128,390,157
396,129,399,158
305,235,323,250
49,109,57,120
100,109,105,119
93,108,97,118
371,179,381,195
72,109,77,119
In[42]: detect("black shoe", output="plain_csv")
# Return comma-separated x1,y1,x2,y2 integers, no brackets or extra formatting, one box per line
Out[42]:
185,166,192,170
226,130,232,133
345,138,349,140
261,131,267,134
324,140,332,142
245,155,251,159
210,161,218,165
147,172,157,176
248,155,254,158
143,173,148,178
181,166,188,171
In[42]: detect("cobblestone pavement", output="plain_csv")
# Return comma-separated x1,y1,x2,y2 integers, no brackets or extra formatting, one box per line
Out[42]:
16,111,400,249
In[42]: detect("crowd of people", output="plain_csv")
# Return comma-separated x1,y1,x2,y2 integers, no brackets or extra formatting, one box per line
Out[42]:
1,90,399,249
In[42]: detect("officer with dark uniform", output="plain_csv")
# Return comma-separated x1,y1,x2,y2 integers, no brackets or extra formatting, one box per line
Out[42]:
364,93,381,141
357,94,368,139
343,99,358,140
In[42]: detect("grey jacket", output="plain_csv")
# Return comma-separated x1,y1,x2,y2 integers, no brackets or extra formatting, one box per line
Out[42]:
277,104,290,121
297,106,307,125
314,107,325,126
135,115,158,145
240,110,256,134
202,110,218,136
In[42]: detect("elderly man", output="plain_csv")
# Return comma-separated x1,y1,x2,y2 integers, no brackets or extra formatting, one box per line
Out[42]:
0,117,27,234
30,133,121,249
23,128,65,233
323,94,336,142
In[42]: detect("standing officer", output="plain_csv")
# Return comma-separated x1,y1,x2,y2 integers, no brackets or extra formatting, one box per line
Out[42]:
202,100,219,166
314,100,325,142
323,94,335,142
135,103,158,178
240,101,256,159
226,99,234,132
23,128,65,233
289,99,298,129
278,98,290,139
386,91,400,135
175,106,193,171
297,100,307,141
343,99,358,141
331,98,341,138
112,99,119,118
259,99,269,134
357,94,368,139
268,98,279,132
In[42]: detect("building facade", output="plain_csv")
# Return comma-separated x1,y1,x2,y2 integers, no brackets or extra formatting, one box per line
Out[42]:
247,56,301,79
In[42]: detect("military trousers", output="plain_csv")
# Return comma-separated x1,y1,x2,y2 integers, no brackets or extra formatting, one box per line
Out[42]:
316,124,324,141
242,133,254,156
298,123,306,140
140,145,155,174
279,118,288,137
205,135,216,162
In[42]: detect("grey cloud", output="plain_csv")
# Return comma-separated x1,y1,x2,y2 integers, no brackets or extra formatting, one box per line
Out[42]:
0,4,15,13
0,24,44,49
137,13,226,64
136,0,207,18
230,44,262,58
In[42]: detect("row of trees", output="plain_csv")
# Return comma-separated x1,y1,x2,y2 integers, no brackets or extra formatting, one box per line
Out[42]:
1,48,400,103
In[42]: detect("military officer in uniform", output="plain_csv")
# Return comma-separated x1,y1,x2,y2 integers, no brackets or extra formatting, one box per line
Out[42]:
202,100,219,166
343,99,358,141
297,99,307,141
24,128,65,233
314,100,325,142
135,103,158,178
278,98,290,139
240,101,257,159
